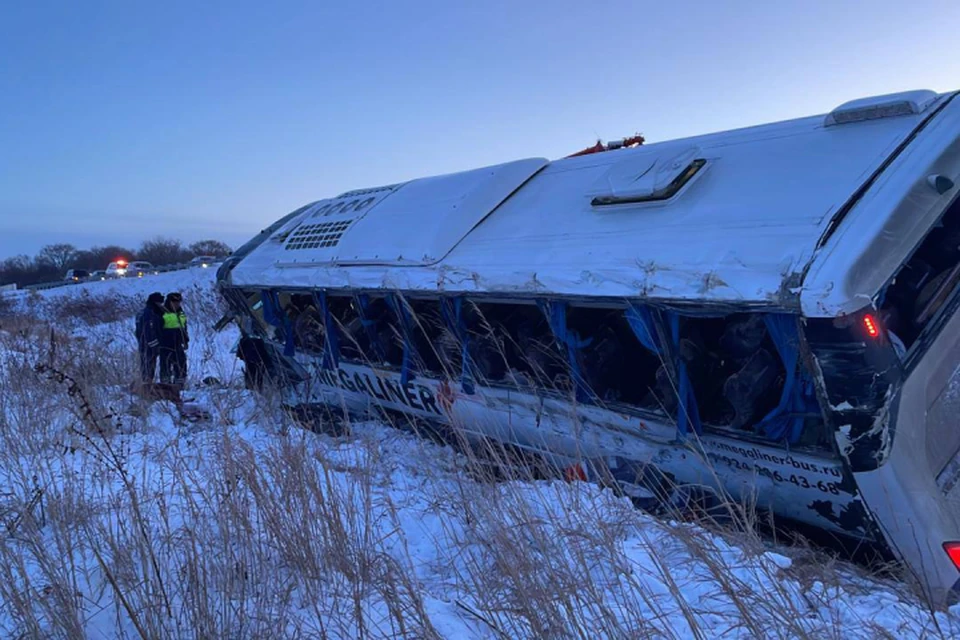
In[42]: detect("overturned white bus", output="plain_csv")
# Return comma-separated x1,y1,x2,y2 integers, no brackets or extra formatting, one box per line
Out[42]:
217,88,960,604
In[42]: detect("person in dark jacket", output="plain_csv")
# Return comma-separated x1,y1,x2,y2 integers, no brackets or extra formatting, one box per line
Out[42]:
135,292,165,383
159,292,189,388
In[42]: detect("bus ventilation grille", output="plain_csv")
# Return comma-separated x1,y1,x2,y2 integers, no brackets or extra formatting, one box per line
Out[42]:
284,220,354,250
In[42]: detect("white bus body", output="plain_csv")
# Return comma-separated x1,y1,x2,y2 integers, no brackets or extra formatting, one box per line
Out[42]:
218,89,960,604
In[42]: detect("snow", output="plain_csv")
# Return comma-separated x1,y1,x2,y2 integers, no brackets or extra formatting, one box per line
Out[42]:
0,270,958,638
22,266,215,303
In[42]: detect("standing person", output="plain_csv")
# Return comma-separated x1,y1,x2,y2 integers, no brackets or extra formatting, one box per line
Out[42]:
135,292,165,384
160,292,189,389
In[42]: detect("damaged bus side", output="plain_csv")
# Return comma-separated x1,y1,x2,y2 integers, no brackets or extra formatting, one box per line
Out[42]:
217,87,960,604
219,287,863,539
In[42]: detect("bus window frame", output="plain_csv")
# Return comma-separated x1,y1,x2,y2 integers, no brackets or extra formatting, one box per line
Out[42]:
234,288,270,336
235,286,831,452
333,294,408,375
887,192,960,373
901,284,960,374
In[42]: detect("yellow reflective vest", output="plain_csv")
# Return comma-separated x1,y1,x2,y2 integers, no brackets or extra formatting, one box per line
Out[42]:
160,310,188,348
162,311,187,330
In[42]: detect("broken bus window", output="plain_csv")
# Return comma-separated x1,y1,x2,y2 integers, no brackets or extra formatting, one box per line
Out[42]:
880,193,960,351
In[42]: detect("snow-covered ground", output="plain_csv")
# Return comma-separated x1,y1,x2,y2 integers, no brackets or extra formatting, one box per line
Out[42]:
1,270,959,639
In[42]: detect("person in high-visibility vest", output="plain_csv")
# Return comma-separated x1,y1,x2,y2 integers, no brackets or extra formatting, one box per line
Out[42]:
159,292,189,388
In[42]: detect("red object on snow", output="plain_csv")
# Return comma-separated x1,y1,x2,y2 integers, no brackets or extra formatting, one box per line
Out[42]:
563,463,587,482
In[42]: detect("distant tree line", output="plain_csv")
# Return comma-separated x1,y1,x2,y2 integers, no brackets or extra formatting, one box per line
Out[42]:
0,237,232,288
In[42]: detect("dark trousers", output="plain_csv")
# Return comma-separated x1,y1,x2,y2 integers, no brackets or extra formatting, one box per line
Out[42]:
160,348,187,386
140,349,159,383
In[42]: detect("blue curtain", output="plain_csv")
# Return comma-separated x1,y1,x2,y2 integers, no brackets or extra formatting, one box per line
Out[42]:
759,314,818,444
624,304,660,353
537,299,593,403
387,294,416,385
313,291,340,371
624,305,813,443
669,312,703,437
261,290,295,357
353,294,386,362
440,297,475,394
260,289,282,326
625,303,702,437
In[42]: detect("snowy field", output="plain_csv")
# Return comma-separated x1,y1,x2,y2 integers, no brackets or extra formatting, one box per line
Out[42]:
1,271,959,639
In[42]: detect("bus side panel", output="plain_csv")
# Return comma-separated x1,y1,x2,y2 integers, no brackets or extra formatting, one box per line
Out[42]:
284,358,867,540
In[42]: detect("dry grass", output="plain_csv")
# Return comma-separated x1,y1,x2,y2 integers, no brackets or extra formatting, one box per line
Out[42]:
0,293,14,318
53,290,140,327
0,286,956,639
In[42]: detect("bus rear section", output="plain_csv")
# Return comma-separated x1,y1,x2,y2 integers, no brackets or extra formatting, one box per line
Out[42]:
810,186,960,604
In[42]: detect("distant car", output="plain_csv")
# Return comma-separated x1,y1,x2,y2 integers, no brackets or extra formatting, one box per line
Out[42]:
127,261,155,277
105,261,128,278
190,255,217,268
89,270,107,281
64,269,90,282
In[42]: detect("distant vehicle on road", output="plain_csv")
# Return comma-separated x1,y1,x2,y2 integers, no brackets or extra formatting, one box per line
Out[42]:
64,269,89,282
89,270,107,281
127,261,155,277
105,260,154,278
190,255,217,268
105,260,128,278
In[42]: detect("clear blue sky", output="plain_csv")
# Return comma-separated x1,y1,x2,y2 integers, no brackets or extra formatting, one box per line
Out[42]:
1,0,958,260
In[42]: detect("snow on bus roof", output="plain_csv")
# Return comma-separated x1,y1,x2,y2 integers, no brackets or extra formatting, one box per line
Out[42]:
228,90,954,309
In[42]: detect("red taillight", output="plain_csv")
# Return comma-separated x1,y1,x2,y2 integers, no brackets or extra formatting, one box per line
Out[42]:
863,314,880,339
944,542,960,570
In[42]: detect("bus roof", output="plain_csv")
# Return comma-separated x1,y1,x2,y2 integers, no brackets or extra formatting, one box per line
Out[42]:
227,89,959,312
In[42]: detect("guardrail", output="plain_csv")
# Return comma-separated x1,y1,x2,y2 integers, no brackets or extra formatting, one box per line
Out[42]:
15,260,223,293
21,281,72,292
